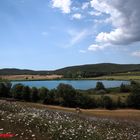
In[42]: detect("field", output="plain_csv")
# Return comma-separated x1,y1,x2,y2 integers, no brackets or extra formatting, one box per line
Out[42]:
88,92,130,103
1,75,140,81
91,75,140,80
0,75,63,81
1,70,140,81
0,100,139,140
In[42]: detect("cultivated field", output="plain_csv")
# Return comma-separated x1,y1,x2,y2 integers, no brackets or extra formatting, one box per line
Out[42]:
0,100,139,140
0,75,63,81
1,72,140,81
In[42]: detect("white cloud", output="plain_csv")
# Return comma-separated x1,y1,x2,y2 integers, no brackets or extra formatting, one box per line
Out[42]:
88,44,106,51
72,13,82,19
81,2,89,10
51,0,71,14
91,0,140,45
96,29,125,44
131,51,140,57
90,0,111,14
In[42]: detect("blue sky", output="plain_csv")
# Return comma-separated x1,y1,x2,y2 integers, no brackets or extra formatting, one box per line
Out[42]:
0,0,140,70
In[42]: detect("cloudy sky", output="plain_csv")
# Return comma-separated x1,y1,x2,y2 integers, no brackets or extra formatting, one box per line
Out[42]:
0,0,140,70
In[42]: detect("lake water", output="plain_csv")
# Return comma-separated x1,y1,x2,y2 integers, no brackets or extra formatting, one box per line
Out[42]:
12,80,130,90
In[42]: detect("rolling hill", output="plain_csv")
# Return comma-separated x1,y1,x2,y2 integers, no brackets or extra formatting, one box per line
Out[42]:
0,68,51,75
0,63,140,78
54,63,140,77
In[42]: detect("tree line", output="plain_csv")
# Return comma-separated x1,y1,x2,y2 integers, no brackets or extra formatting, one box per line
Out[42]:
0,81,139,109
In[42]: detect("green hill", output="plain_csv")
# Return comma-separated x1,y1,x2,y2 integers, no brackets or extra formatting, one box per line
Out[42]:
0,68,51,75
0,63,140,78
54,63,140,78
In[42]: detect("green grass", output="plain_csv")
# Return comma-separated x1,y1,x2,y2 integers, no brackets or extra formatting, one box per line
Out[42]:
114,71,140,76
88,93,129,103
79,87,130,103
102,93,128,101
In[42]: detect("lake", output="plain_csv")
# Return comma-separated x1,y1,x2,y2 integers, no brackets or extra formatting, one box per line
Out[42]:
12,80,130,90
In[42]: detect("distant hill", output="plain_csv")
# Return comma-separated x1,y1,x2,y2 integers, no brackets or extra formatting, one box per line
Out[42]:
0,63,140,78
54,63,140,78
0,68,51,75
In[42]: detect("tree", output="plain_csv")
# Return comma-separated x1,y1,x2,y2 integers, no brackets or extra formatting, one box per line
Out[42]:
43,89,58,105
127,82,140,109
5,82,12,97
117,97,126,108
39,87,49,100
95,82,105,90
57,83,78,107
76,94,97,109
31,87,40,102
22,86,31,101
120,83,130,92
0,82,12,98
11,84,24,99
100,96,114,109
0,83,6,97
64,71,72,78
